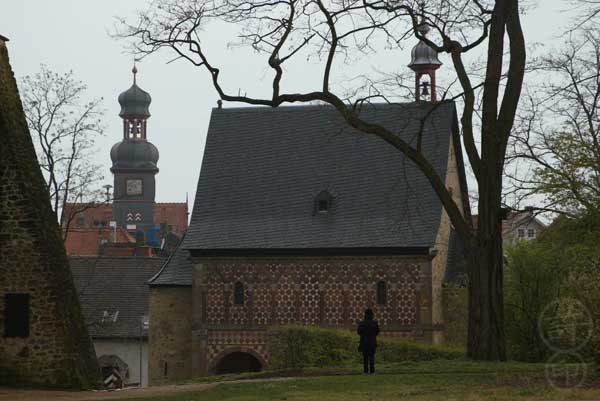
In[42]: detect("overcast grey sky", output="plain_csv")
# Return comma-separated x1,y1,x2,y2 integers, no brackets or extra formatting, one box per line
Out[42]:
1,0,573,208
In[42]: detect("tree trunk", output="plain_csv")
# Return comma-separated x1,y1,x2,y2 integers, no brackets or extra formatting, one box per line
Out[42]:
466,179,506,360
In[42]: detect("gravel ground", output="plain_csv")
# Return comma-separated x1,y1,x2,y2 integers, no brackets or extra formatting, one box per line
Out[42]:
0,378,290,401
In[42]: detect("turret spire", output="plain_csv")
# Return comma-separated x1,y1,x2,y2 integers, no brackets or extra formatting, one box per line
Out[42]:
132,63,138,85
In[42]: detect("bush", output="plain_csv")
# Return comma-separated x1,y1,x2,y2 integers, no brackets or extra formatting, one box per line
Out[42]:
504,214,600,362
268,325,463,370
504,240,563,362
443,284,468,347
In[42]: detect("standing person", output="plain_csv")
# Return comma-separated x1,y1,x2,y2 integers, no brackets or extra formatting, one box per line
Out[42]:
357,308,380,375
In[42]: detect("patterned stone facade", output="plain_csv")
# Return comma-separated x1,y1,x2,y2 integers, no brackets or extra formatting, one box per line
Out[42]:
0,38,100,388
187,255,433,375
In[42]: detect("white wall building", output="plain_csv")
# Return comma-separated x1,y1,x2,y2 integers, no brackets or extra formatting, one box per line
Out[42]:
70,256,164,387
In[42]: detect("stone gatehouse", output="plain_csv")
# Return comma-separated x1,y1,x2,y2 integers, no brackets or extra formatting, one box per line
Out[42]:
147,100,469,384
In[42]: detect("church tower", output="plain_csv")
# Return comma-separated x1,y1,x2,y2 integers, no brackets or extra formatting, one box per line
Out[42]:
110,65,159,239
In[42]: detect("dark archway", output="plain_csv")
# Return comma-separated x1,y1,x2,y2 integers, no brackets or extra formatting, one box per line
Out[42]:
214,351,263,374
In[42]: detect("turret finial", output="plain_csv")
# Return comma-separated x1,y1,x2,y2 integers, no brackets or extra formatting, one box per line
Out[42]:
132,62,138,85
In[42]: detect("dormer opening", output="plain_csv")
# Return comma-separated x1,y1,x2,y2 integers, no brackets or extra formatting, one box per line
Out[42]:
315,190,333,214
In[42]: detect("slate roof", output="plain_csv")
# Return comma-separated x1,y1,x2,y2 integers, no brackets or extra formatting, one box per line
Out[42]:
70,256,165,338
148,237,193,286
183,102,459,250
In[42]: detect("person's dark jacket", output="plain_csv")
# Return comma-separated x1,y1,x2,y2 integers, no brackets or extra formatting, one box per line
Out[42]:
357,319,380,352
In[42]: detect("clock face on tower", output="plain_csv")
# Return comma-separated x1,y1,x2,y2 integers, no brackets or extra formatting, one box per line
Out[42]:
126,179,143,196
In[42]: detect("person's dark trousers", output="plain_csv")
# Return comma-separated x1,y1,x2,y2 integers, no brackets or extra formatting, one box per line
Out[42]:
362,350,375,374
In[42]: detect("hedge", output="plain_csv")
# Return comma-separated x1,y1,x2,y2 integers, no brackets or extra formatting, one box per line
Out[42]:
268,325,463,369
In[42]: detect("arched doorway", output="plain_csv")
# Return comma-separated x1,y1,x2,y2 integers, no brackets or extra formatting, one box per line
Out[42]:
214,351,263,374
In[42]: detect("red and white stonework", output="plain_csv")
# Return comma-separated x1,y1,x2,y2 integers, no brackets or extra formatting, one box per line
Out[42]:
147,254,437,384
191,255,433,375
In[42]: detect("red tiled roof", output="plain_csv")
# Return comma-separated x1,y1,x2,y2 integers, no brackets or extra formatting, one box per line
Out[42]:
62,203,113,229
153,202,188,235
64,227,135,256
63,202,188,255
63,202,188,235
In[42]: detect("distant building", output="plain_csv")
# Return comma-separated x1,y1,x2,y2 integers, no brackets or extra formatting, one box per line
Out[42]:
147,28,471,383
70,256,165,387
501,208,546,246
64,226,136,256
64,67,187,386
472,207,546,248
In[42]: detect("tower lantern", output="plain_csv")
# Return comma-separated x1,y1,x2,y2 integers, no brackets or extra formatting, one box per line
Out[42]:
118,64,151,140
408,22,442,103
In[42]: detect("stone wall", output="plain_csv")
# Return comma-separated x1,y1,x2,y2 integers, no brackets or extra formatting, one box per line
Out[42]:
430,138,465,344
190,255,433,374
0,38,100,388
148,287,192,385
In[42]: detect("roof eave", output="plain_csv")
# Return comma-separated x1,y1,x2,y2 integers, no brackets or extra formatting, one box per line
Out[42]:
187,246,432,258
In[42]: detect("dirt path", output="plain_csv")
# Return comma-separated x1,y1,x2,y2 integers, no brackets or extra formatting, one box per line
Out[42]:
0,378,290,401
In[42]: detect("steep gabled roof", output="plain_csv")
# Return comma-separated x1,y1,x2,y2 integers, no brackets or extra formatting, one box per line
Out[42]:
70,256,165,338
184,102,459,251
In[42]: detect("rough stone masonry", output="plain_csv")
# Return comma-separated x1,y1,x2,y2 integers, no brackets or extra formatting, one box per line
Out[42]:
0,35,100,388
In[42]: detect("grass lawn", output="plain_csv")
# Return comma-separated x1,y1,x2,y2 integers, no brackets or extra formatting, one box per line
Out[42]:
107,360,600,401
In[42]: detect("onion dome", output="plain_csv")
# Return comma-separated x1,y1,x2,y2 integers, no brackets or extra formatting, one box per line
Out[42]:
118,65,152,118
408,23,442,72
110,140,159,171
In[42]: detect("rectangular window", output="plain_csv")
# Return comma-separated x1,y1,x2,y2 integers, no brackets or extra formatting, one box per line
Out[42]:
517,228,525,239
234,282,244,305
4,293,30,338
377,281,387,305
76,213,86,227
527,228,535,238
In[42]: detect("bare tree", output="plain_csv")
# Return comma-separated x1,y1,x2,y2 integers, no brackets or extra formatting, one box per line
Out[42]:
20,65,106,240
571,0,600,28
120,0,526,360
507,28,600,217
